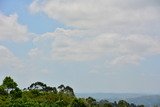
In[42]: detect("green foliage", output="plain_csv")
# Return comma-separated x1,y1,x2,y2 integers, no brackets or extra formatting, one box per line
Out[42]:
137,105,145,107
10,87,22,99
103,103,112,107
0,85,8,95
29,81,58,94
0,76,145,107
86,97,97,106
65,86,75,96
118,100,130,107
2,76,18,92
58,84,75,96
69,98,87,107
29,81,47,90
31,89,40,96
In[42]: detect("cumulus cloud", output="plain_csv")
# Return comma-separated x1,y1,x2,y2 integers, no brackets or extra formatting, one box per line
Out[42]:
30,28,160,65
0,45,23,70
29,0,160,29
0,13,29,42
28,48,40,58
29,0,160,66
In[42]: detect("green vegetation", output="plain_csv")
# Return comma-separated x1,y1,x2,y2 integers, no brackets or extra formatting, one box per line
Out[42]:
0,76,145,107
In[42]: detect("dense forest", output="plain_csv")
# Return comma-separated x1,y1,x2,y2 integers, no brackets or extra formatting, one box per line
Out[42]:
0,76,145,107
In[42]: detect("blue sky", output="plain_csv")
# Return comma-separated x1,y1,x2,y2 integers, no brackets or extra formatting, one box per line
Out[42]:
0,0,160,94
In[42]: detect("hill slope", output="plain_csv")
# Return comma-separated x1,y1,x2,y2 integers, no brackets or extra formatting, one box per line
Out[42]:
76,93,160,107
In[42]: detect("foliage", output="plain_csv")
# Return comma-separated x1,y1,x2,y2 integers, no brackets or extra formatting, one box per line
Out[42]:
0,76,145,107
69,98,87,107
118,100,130,107
0,85,8,95
10,87,22,99
2,76,17,93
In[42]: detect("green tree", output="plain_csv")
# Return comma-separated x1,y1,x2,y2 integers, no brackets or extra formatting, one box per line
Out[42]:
30,89,40,97
86,97,97,107
55,100,66,107
70,98,87,107
44,86,57,93
58,84,65,92
28,81,58,94
0,85,8,95
103,103,112,107
10,87,22,99
118,100,129,107
137,105,145,107
2,76,18,93
29,81,47,90
64,86,75,96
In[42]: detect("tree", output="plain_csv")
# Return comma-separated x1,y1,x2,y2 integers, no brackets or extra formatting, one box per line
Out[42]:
30,89,40,97
44,86,57,93
137,105,145,107
58,85,75,96
70,98,87,107
2,76,18,93
99,100,113,107
86,97,97,107
10,87,22,99
118,100,129,107
103,103,112,107
28,81,58,94
64,86,75,96
29,81,47,90
0,85,8,95
55,100,66,106
58,84,65,92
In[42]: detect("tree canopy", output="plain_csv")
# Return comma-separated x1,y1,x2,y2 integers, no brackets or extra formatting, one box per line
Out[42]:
0,76,145,107
2,76,18,93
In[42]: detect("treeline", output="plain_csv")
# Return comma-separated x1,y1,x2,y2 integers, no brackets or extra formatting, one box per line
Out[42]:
0,76,145,107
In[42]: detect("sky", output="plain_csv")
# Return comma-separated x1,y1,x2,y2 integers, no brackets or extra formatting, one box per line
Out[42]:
0,0,160,94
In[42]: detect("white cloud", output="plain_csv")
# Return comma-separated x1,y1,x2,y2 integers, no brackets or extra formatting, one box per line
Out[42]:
0,45,23,70
110,55,144,65
29,0,160,29
30,28,160,65
28,48,41,59
29,0,160,66
0,13,29,42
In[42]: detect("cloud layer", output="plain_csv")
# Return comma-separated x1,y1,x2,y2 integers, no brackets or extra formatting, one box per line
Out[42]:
29,0,160,65
0,13,29,42
30,28,160,66
0,45,23,70
29,0,160,30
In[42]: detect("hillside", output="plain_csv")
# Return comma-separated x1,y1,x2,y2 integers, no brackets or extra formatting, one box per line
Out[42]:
127,95,160,107
76,93,160,107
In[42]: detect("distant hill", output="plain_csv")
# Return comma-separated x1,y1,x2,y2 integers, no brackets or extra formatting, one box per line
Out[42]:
76,93,160,107
127,95,160,107
76,93,145,101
